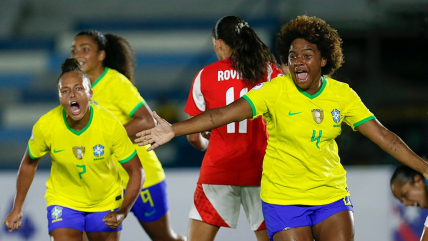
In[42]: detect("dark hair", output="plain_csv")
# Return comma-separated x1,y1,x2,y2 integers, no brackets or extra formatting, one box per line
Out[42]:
276,15,344,77
212,16,277,84
57,58,88,83
390,164,422,187
75,30,136,84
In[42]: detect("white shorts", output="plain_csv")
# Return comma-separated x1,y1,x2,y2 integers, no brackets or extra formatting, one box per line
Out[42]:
188,184,266,231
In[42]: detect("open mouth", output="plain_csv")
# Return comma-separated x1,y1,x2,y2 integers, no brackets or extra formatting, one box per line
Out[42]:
70,101,80,114
296,71,308,82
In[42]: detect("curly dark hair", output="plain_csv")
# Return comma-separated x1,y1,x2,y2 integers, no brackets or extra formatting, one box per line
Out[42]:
276,15,344,76
213,16,277,84
76,30,136,84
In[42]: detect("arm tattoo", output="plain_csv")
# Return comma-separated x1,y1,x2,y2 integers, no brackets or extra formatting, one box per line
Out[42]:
389,139,399,152
209,114,215,124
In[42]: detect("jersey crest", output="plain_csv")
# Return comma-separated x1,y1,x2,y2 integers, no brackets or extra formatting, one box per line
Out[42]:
72,146,85,160
93,144,104,157
331,109,341,123
311,109,324,124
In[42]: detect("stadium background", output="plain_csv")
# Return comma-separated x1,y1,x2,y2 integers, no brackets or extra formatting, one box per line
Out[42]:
0,0,427,240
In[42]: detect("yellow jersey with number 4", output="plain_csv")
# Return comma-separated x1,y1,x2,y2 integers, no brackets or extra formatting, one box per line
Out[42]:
243,74,375,205
28,104,137,212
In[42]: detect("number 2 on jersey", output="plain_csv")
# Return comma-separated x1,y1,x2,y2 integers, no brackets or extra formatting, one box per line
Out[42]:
226,87,247,133
76,165,86,179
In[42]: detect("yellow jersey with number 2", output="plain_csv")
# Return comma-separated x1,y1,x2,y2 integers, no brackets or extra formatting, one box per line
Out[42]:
28,104,136,212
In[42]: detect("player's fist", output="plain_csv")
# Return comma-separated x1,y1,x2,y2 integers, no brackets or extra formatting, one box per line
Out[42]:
4,211,23,232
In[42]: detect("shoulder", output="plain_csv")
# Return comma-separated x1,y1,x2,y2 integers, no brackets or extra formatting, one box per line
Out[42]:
92,104,118,121
201,60,231,73
325,76,351,90
105,68,133,85
37,105,63,125
33,105,63,136
269,74,291,87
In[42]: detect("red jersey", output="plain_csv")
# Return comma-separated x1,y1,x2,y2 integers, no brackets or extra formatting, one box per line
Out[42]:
184,59,283,185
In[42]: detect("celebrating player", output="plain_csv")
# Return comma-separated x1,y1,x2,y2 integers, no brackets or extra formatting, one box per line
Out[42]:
71,30,185,241
135,15,428,241
3,58,144,241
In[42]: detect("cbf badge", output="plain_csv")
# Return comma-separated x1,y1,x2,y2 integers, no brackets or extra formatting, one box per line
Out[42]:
311,109,324,124
331,109,341,123
72,146,85,160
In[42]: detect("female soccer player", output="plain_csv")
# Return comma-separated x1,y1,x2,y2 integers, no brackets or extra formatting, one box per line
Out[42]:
184,16,282,241
3,58,144,241
391,165,428,241
134,15,428,241
71,30,185,241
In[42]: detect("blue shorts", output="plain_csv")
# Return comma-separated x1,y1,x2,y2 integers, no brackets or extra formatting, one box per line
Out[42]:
262,196,353,240
129,179,169,222
47,205,122,233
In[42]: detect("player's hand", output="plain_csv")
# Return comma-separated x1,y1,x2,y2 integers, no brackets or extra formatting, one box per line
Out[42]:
3,210,23,232
135,111,174,151
102,211,126,229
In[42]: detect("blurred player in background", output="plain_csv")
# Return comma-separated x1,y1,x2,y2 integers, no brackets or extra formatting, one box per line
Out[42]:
135,15,428,241
3,58,144,241
184,16,283,241
71,30,185,241
391,164,428,241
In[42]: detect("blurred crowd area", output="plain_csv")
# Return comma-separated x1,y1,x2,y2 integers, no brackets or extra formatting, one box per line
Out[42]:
0,0,427,169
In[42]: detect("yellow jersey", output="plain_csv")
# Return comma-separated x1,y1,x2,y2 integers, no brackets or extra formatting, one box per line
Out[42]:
91,67,165,188
28,105,137,211
243,74,375,205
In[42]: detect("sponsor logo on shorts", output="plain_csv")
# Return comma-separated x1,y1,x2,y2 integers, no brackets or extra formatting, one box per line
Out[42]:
283,227,291,231
343,196,352,206
51,206,63,223
144,210,156,217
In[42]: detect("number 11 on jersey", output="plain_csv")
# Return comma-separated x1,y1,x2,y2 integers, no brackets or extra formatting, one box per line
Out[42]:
226,87,248,133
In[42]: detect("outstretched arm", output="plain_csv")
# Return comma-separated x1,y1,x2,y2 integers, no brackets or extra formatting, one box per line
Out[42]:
357,119,428,178
135,97,253,151
3,149,40,232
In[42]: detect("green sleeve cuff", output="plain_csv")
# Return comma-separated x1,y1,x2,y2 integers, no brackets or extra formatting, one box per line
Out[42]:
129,102,146,117
118,149,137,164
353,116,376,128
242,96,256,117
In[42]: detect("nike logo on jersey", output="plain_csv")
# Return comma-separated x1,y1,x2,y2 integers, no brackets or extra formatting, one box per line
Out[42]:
288,111,302,116
53,149,65,153
144,210,156,217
